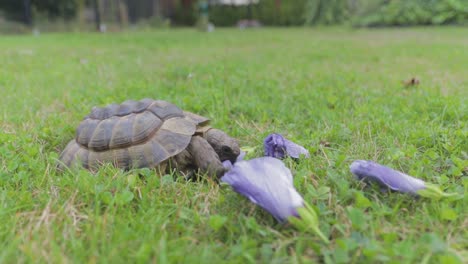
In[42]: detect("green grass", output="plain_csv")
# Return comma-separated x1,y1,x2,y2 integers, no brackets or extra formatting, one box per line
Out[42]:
0,27,467,263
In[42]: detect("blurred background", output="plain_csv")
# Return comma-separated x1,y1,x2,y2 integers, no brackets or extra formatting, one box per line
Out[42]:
0,0,467,33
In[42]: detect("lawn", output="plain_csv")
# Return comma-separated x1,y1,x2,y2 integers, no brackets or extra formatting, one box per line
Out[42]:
0,27,467,263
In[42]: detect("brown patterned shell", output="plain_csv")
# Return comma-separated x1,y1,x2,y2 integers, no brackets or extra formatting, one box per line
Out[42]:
58,99,209,170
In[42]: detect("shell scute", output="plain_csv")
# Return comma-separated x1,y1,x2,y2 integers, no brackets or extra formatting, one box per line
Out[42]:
131,111,162,145
76,118,100,147
108,114,135,149
147,100,184,120
153,129,192,156
161,117,196,136
89,103,119,120
88,117,117,151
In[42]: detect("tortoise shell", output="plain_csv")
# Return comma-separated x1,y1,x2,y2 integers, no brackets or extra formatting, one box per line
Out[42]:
58,99,210,170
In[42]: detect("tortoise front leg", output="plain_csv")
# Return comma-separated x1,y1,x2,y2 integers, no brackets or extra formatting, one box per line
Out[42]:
187,135,226,178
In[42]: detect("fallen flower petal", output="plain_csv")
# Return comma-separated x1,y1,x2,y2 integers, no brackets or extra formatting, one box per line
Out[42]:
264,133,310,159
350,160,425,194
350,160,462,199
221,157,329,242
221,157,303,222
222,160,233,170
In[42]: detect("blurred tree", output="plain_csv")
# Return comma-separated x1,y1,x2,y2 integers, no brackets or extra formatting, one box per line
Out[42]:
23,0,32,25
117,0,129,26
92,0,101,30
152,0,160,17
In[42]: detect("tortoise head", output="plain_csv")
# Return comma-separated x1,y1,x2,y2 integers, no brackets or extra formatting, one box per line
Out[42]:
204,128,240,163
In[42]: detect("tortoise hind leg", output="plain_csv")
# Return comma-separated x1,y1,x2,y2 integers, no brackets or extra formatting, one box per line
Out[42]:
185,135,226,178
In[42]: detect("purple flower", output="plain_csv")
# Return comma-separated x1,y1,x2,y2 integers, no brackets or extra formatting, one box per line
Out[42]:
350,160,462,200
222,156,330,242
349,160,425,194
264,133,310,159
221,157,304,222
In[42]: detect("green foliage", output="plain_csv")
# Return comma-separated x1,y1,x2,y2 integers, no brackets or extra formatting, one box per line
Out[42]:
0,28,467,262
0,0,78,23
207,0,347,26
207,0,468,27
432,0,468,24
0,19,31,33
355,0,468,26
171,1,197,26
33,0,78,20
208,4,250,27
303,0,350,25
257,0,308,26
208,0,308,26
206,0,468,27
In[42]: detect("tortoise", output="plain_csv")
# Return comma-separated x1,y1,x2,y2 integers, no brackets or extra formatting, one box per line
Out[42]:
58,98,240,178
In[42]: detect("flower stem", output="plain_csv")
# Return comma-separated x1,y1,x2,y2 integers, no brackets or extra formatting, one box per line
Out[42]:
417,183,463,201
288,202,330,244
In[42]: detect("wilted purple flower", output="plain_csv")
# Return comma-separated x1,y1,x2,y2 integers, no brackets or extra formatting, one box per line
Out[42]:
350,160,426,194
264,133,310,159
221,157,304,222
350,160,462,200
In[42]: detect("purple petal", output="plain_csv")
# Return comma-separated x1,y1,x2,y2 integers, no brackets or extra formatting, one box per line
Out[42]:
221,157,304,222
236,151,246,161
264,133,310,159
222,151,246,170
350,160,426,194
222,160,233,170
